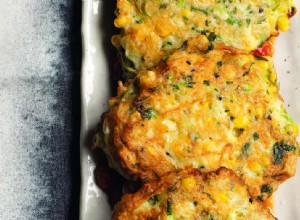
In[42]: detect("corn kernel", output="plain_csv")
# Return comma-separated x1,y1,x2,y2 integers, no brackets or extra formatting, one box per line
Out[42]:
277,15,290,32
233,116,249,129
257,60,270,70
268,85,277,94
147,147,157,156
156,23,172,38
217,192,229,203
205,116,213,124
261,156,271,167
235,185,244,194
202,102,209,109
255,106,265,119
182,177,196,191
269,72,277,83
181,8,190,17
248,161,261,172
114,14,128,28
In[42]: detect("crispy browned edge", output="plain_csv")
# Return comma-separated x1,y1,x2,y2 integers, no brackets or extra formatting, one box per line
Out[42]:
111,167,277,220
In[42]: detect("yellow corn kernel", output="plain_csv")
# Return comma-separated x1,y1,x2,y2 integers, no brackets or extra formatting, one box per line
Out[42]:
233,116,249,129
277,15,290,32
217,192,229,203
261,156,271,167
156,23,172,38
205,116,213,124
269,72,277,83
268,85,277,94
139,71,156,87
147,147,157,157
257,60,270,70
203,141,214,153
235,185,244,194
114,14,129,28
202,102,209,109
181,8,190,17
248,161,261,172
182,177,196,191
255,106,265,119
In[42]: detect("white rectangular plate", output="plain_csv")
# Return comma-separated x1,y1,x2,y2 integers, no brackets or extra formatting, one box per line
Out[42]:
80,1,300,219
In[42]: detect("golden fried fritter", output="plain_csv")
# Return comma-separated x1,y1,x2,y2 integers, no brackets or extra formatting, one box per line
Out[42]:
112,0,296,74
112,168,276,220
101,43,299,200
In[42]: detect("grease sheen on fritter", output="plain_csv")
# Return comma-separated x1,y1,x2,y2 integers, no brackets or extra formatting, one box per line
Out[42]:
102,47,299,200
112,168,276,220
113,0,295,73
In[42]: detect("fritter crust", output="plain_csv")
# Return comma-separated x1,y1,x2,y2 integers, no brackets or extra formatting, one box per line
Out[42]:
112,168,276,220
113,0,296,73
102,45,299,200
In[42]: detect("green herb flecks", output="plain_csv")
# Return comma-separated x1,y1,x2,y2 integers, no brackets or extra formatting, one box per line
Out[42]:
181,75,196,88
162,54,171,62
167,185,177,193
148,87,159,92
208,32,217,42
259,184,273,201
246,18,251,27
226,17,242,27
202,192,215,203
135,95,149,102
261,184,273,194
241,143,251,158
203,80,210,86
253,132,259,141
191,133,199,142
273,142,296,165
166,198,173,215
191,5,209,15
138,108,157,120
162,41,173,49
148,195,159,206
159,4,167,9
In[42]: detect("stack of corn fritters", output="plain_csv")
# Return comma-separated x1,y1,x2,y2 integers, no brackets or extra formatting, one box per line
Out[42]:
96,0,299,219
